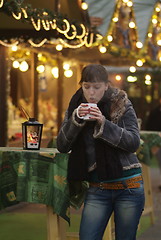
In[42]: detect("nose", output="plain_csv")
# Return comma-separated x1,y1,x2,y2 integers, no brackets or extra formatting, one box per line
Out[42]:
88,87,95,95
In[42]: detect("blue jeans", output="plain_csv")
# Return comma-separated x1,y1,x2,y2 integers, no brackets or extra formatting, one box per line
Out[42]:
79,180,145,240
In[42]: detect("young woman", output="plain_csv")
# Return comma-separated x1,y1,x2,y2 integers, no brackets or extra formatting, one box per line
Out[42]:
57,64,145,240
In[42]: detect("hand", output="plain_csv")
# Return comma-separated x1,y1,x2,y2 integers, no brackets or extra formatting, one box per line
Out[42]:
88,106,104,125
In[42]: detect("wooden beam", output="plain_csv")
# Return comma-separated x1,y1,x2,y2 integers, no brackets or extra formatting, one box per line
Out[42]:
0,46,9,146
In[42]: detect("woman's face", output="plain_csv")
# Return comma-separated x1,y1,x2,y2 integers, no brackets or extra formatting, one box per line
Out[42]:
82,81,108,103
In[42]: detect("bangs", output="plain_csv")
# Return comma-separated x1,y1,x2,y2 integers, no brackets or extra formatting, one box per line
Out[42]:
79,64,108,84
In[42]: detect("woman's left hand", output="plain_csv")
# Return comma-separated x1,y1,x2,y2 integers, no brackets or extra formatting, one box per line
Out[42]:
89,106,105,125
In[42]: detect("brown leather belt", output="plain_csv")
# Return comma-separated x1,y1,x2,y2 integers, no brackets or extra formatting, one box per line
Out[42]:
89,175,143,190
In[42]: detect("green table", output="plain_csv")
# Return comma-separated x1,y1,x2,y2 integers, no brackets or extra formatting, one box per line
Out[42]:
0,147,70,224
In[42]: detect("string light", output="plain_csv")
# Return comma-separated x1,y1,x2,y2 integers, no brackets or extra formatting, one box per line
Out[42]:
12,60,20,69
136,41,143,48
0,0,3,8
28,39,47,47
19,61,29,72
0,40,19,47
129,66,136,73
31,18,41,31
56,19,70,34
21,8,28,18
64,69,73,78
56,44,63,51
81,2,88,10
12,12,22,20
37,65,45,73
42,19,50,31
51,67,59,78
99,45,107,53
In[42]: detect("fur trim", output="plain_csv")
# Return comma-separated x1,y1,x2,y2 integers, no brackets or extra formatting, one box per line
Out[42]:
110,88,128,123
72,109,86,127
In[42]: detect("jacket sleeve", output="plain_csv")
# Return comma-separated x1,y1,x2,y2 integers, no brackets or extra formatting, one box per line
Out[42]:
93,104,140,153
56,109,85,153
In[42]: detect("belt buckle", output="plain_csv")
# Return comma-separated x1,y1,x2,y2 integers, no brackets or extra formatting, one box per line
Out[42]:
99,182,104,189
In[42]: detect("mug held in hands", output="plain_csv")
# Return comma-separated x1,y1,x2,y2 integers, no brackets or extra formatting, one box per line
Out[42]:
77,103,97,121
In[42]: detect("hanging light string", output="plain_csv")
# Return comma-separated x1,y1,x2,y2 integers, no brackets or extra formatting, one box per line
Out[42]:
0,0,4,8
2,0,95,48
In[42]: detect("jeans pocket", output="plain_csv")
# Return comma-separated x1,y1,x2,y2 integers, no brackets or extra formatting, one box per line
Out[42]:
127,181,144,196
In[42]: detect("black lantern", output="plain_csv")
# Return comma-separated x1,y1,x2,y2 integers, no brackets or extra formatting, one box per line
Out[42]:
22,118,43,150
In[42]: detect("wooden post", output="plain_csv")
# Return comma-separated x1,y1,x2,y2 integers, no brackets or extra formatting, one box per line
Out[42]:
0,45,9,146
57,59,64,133
30,52,38,119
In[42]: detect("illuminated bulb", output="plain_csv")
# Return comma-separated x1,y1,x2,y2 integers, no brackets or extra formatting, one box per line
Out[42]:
129,66,136,73
127,76,137,82
81,2,88,10
63,63,70,70
99,46,107,53
145,79,151,85
36,65,45,73
159,56,161,62
51,67,59,78
115,75,121,81
11,45,18,52
123,0,128,3
136,41,143,48
64,69,73,78
12,60,20,68
127,1,133,7
56,44,63,51
129,21,135,28
107,35,113,42
148,33,152,38
152,19,157,24
112,17,118,22
19,61,29,72
155,7,160,12
136,59,143,67
157,40,161,46
145,74,151,81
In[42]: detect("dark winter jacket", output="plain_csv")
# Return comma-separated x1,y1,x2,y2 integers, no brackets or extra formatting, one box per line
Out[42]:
56,87,141,181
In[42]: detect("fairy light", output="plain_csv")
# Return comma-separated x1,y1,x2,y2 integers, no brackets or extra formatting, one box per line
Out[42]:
76,24,86,39
145,79,151,85
0,40,19,47
64,24,77,40
136,41,143,48
136,59,143,67
56,19,70,34
12,11,22,20
42,19,50,30
127,76,137,82
21,8,28,18
63,63,70,70
145,74,151,81
127,1,133,7
116,75,121,81
28,39,47,47
112,17,118,22
107,35,113,42
36,65,45,73
11,45,18,52
59,38,85,49
157,40,161,46
64,69,73,78
129,66,136,73
0,0,4,8
129,21,135,28
81,2,88,10
19,61,29,72
85,32,94,48
155,7,161,13
12,60,20,69
50,19,57,29
31,18,41,31
56,44,63,51
99,45,107,53
148,33,152,38
51,67,59,78
152,18,158,25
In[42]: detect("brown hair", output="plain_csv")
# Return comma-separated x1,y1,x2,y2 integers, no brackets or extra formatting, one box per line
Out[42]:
79,64,109,84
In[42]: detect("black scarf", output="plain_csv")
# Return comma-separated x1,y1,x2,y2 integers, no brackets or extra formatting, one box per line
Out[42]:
67,87,123,181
